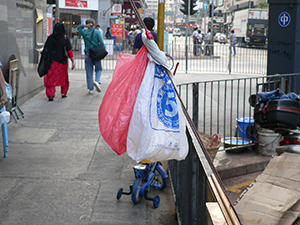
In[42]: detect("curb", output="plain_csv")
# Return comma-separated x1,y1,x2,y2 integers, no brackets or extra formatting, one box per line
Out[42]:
216,159,271,180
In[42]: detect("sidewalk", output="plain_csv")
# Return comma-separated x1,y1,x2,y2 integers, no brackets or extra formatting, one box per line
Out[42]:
0,70,176,225
0,70,271,224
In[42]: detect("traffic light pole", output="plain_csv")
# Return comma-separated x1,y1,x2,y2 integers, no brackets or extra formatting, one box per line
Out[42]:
185,0,190,73
55,0,59,22
210,1,214,55
211,1,214,41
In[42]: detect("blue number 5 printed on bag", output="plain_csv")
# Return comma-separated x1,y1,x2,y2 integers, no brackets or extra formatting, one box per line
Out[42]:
151,65,179,131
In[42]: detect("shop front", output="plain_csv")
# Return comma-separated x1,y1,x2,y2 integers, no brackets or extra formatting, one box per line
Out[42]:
59,0,98,39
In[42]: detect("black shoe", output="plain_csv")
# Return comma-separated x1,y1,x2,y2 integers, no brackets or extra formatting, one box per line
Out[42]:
48,96,54,101
62,94,67,98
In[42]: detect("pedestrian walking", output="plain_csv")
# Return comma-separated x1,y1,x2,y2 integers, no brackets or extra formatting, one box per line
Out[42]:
96,24,104,37
77,18,106,94
191,27,198,56
42,22,75,101
231,30,236,56
204,28,212,56
105,27,112,39
71,23,79,51
197,30,203,55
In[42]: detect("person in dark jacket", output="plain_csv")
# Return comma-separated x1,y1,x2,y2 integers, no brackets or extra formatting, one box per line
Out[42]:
42,22,75,101
133,17,157,54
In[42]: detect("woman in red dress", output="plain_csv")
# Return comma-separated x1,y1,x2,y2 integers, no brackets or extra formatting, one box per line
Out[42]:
42,22,75,101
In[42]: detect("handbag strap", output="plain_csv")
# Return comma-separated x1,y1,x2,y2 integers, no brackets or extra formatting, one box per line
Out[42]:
87,29,98,47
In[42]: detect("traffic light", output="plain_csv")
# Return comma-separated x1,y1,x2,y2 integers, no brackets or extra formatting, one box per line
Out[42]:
209,4,217,17
190,0,198,15
180,0,198,15
53,6,56,16
180,0,188,15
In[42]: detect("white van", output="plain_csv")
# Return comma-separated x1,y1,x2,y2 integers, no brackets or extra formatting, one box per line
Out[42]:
173,28,181,37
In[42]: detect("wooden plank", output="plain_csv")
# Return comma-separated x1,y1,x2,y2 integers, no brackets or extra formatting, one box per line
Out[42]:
208,176,233,225
211,174,241,225
206,202,228,225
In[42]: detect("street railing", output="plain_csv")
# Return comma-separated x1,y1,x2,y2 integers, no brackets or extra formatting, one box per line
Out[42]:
170,73,300,224
72,42,267,75
177,73,300,152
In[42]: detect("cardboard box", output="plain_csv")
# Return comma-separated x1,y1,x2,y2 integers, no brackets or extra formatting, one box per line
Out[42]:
235,152,300,225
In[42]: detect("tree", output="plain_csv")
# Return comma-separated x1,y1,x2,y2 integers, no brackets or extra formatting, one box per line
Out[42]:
258,2,268,9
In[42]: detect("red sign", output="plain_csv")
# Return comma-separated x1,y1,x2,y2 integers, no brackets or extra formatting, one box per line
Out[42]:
122,1,140,23
47,16,52,37
112,4,122,16
111,24,123,39
65,0,87,8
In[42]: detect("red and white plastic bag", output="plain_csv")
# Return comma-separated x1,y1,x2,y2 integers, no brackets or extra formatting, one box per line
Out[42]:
99,30,188,162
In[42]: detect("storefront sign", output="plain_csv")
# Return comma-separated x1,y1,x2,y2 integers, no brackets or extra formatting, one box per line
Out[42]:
111,24,123,39
47,13,53,37
122,1,139,23
112,4,122,16
119,18,125,24
65,0,87,8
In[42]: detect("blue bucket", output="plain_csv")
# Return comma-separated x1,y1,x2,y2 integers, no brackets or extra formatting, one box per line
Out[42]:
237,117,254,140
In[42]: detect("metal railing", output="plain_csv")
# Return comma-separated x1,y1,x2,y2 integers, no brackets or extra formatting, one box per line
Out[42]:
177,73,300,151
168,131,208,225
72,42,267,75
169,73,300,224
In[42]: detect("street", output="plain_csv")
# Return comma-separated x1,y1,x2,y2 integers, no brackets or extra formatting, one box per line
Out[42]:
166,34,267,75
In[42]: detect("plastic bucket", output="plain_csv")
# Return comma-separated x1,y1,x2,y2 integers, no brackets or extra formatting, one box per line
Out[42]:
258,130,281,156
237,117,254,140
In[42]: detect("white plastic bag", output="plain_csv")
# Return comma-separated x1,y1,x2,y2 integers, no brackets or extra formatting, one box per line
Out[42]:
127,61,188,163
0,110,10,124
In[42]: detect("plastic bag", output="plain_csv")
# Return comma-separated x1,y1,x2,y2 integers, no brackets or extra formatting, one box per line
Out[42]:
127,64,188,163
98,47,149,155
99,29,188,162
0,110,10,124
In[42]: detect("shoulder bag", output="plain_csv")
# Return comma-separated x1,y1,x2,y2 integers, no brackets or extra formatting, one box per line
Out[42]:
37,53,49,77
88,29,108,62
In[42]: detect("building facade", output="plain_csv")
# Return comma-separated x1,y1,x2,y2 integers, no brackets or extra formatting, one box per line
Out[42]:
0,0,48,105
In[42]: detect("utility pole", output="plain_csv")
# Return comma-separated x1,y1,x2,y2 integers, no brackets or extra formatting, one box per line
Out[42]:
157,0,165,51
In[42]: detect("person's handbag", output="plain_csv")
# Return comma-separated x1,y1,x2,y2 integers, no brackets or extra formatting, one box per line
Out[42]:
37,54,49,77
88,30,108,62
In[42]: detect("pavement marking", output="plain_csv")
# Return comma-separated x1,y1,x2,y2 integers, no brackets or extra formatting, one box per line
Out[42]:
247,54,267,58
218,54,228,59
225,180,254,193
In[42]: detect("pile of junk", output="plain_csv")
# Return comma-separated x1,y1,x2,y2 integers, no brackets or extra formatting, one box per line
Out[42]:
248,88,300,156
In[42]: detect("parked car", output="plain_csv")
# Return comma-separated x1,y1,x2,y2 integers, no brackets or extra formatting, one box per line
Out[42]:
214,33,227,44
173,28,181,37
166,27,173,33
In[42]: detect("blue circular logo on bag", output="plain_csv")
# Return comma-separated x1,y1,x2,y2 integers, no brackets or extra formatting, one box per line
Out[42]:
157,84,179,129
